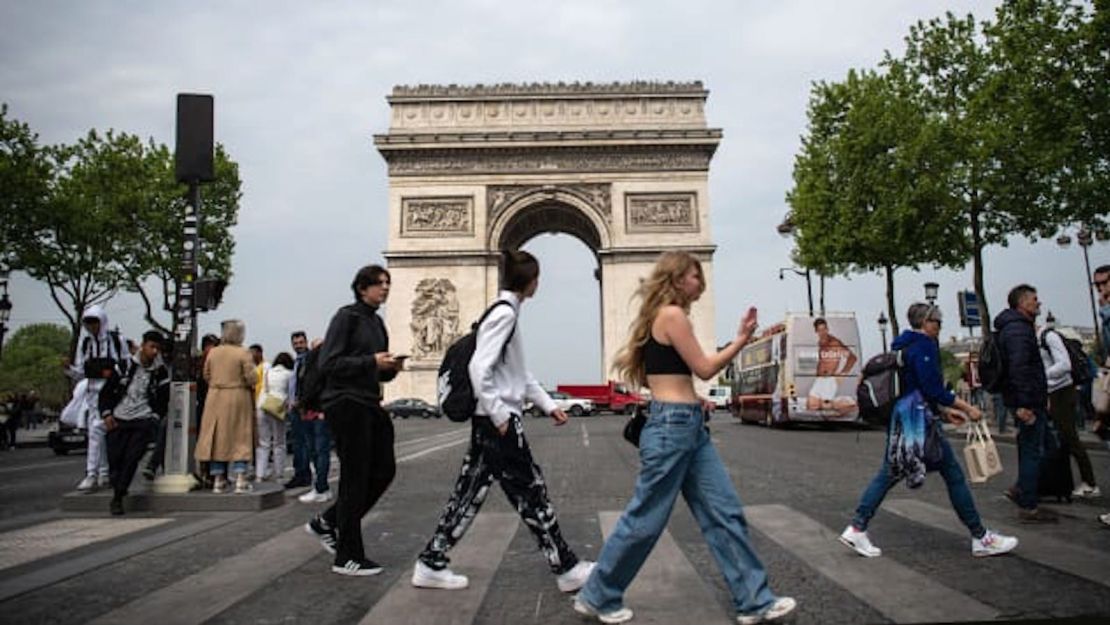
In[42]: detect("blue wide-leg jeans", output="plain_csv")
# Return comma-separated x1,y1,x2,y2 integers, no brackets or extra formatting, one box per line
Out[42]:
578,401,777,615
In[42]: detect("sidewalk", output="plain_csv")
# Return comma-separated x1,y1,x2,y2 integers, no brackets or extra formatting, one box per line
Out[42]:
942,420,1108,453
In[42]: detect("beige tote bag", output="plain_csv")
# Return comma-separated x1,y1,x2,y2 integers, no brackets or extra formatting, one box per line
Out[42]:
964,421,1003,483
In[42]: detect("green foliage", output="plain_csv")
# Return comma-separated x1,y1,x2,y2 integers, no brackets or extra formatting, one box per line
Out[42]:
0,324,72,408
0,104,52,270
939,348,966,390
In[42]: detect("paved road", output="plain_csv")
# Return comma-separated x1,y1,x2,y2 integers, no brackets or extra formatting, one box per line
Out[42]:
0,414,1108,624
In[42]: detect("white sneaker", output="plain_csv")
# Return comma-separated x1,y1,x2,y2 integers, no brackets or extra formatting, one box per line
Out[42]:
972,529,1018,557
298,489,333,504
76,475,97,492
411,561,469,590
573,596,633,624
839,526,881,557
557,560,595,593
1072,483,1101,499
736,597,797,624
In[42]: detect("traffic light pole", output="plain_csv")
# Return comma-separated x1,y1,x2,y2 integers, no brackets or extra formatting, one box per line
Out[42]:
154,182,201,493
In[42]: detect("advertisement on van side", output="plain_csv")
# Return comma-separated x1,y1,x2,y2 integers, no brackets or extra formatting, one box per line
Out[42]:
789,316,861,419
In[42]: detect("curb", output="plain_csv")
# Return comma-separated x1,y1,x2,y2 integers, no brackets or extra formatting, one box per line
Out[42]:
942,427,1107,453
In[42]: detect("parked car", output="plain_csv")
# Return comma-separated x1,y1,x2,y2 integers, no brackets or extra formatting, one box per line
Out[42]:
524,391,595,417
48,422,88,456
707,385,731,410
385,398,441,419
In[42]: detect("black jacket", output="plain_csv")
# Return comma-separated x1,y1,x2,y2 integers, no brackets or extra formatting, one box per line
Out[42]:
993,308,1048,410
98,356,171,419
319,301,396,408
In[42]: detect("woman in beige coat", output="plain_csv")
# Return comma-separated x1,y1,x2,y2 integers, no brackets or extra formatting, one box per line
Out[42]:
195,319,257,493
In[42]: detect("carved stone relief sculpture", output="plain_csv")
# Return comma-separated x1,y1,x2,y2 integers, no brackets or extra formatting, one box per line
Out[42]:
410,278,461,359
401,197,474,237
626,193,698,232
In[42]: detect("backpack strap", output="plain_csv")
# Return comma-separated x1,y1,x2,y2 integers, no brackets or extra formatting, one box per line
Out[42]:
476,300,517,362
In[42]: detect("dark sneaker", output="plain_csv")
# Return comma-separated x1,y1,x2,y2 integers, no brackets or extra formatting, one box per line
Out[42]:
331,558,383,577
1018,507,1060,524
305,514,337,554
1002,486,1020,504
284,478,311,490
109,495,124,516
142,466,155,481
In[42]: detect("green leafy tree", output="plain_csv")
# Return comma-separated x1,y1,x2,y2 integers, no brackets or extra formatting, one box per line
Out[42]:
788,67,964,336
0,323,72,409
0,104,52,270
125,144,241,333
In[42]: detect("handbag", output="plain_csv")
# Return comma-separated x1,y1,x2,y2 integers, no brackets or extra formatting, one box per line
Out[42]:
259,372,286,420
963,420,1003,483
1092,367,1110,415
623,404,647,447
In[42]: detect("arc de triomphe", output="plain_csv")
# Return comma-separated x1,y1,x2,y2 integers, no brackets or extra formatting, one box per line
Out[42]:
374,81,721,402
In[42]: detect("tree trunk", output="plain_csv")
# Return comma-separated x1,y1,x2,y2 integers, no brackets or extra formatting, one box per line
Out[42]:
970,203,990,336
885,264,900,337
819,274,826,315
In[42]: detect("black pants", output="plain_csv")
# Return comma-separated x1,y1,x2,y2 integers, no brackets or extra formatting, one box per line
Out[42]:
146,416,167,474
107,418,157,497
418,415,578,575
321,400,395,564
1049,386,1097,486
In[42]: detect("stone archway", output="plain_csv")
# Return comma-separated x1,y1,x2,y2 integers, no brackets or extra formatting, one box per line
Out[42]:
375,82,721,402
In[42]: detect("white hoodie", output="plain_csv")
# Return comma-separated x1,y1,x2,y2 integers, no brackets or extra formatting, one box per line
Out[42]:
1038,327,1073,393
68,304,127,382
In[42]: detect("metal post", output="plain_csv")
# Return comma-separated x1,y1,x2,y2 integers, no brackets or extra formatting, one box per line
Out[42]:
154,183,200,494
805,269,814,316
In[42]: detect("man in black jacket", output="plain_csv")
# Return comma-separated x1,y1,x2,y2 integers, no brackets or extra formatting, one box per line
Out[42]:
994,285,1058,523
304,264,404,576
99,330,170,516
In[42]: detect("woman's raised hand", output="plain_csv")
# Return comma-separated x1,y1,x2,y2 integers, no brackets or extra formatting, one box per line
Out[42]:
737,307,758,341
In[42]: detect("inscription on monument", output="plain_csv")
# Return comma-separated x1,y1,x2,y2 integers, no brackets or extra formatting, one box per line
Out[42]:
410,278,461,358
626,193,698,232
401,197,474,237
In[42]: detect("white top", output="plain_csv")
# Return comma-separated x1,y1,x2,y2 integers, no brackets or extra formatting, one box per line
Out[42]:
468,290,557,427
1037,328,1073,393
259,364,293,407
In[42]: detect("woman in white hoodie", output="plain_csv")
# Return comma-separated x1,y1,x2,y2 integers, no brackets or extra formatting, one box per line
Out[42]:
1038,326,1099,498
256,351,294,483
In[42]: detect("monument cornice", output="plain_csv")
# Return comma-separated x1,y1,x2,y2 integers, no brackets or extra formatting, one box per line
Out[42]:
389,81,708,102
378,144,718,177
374,128,722,147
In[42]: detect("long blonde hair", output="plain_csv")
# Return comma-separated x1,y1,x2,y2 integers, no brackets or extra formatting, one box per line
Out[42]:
612,251,704,387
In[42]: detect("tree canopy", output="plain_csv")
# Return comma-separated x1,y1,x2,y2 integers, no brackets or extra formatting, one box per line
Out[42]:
0,323,72,409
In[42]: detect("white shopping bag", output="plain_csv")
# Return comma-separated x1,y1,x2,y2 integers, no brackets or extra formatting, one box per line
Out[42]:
963,420,1003,483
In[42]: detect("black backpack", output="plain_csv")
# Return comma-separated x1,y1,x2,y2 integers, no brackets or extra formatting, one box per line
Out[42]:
437,301,516,422
81,329,125,379
296,346,325,412
1040,329,1094,386
856,350,903,426
977,331,1007,393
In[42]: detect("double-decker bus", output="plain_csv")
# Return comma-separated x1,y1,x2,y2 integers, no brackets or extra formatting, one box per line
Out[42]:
731,313,862,427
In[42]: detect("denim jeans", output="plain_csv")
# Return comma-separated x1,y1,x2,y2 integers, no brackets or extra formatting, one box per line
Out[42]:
209,460,248,476
851,427,985,538
1015,408,1047,510
992,394,1008,435
288,409,312,484
305,417,332,493
578,401,777,615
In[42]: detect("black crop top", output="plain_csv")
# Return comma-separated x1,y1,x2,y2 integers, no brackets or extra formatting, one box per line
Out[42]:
643,335,692,375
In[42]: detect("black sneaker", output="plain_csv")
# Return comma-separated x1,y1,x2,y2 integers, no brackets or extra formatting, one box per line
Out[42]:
305,514,337,555
284,478,311,490
1018,507,1060,524
331,558,383,577
110,495,124,516
142,466,155,481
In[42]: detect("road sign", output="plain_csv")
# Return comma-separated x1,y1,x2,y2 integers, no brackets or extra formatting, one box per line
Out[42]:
958,290,980,328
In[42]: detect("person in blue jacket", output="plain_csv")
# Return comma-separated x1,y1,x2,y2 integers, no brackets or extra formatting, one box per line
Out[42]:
840,303,1018,558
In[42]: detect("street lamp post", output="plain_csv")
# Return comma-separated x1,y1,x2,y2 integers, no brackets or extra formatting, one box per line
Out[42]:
779,267,814,316
1057,227,1102,355
0,269,12,361
878,310,889,353
776,213,815,316
924,282,939,305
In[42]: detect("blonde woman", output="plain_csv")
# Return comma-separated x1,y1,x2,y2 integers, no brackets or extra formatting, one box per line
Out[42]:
195,320,256,494
574,252,795,625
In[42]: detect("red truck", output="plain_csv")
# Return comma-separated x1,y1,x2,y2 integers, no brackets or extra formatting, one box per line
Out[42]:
556,381,644,414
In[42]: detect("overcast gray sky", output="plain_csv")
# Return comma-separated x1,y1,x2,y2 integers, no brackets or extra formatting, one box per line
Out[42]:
2,0,1105,388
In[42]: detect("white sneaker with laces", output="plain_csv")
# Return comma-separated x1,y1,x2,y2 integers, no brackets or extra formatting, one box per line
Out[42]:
972,530,1018,557
573,596,634,624
298,489,333,504
839,526,881,557
1072,482,1101,499
736,597,797,624
76,475,97,492
557,560,595,593
411,561,469,590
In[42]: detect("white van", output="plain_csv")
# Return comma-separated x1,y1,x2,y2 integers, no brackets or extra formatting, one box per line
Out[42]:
707,386,731,410
730,313,862,427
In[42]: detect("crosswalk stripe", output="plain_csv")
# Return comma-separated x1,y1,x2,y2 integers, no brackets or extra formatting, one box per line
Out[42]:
0,518,173,572
358,513,519,625
884,498,1110,589
745,503,999,623
597,511,733,625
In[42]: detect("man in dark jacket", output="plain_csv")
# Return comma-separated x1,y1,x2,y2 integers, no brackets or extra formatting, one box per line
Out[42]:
100,331,170,516
994,284,1057,523
304,264,404,577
